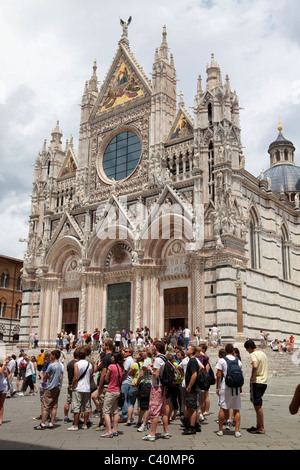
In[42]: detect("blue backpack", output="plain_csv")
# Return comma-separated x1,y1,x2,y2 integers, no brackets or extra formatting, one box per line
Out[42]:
224,357,244,394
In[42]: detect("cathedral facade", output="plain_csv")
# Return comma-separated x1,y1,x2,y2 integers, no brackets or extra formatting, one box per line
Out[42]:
19,24,300,344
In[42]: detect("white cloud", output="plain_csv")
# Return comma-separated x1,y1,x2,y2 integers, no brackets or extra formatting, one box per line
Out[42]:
1,0,300,257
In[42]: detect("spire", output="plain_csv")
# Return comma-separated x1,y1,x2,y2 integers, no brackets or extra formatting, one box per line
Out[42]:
49,121,63,151
278,117,283,132
178,90,185,108
159,25,169,61
197,75,203,94
206,53,222,90
88,59,98,93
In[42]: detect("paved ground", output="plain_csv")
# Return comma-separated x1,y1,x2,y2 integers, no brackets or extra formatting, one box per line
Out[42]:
0,371,299,452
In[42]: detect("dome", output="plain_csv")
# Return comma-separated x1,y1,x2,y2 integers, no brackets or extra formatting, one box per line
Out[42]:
262,164,300,193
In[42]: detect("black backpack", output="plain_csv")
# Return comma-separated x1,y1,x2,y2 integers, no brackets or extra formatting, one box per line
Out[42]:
160,355,175,390
224,357,244,394
198,367,211,391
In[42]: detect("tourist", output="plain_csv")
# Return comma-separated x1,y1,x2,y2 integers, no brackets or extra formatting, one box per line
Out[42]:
122,330,128,348
125,351,144,425
0,357,12,425
18,356,35,396
129,330,136,350
136,348,153,432
101,352,124,438
143,340,170,441
183,326,191,350
194,327,201,346
177,327,184,347
197,344,211,419
34,349,64,430
33,351,51,421
114,331,121,351
29,332,35,349
92,328,100,351
68,347,93,431
216,343,243,438
31,356,39,393
211,323,218,347
64,348,78,423
166,352,181,422
244,339,268,434
181,345,202,435
119,347,134,423
34,333,39,349
16,352,26,392
36,349,45,379
6,355,16,398
95,339,114,431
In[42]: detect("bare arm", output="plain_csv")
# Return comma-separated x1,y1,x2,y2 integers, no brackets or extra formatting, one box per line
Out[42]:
289,384,300,415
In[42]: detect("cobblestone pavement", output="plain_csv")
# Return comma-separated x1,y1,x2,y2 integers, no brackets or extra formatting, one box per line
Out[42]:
0,373,299,452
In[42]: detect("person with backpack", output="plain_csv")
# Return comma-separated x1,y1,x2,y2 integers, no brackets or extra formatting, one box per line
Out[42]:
142,340,171,441
215,343,243,438
181,345,203,435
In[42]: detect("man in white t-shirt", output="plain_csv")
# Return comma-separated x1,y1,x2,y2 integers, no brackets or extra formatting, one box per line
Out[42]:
68,348,92,431
215,343,243,438
183,326,191,350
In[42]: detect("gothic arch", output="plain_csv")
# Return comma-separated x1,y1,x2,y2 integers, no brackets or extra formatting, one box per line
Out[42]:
46,236,82,273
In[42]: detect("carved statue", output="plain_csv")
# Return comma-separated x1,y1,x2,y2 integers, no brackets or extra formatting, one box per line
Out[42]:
120,16,132,38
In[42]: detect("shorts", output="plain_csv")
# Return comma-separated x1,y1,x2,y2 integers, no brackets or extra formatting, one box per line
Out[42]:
149,386,167,419
185,390,198,411
250,383,267,407
99,385,108,409
128,385,138,407
19,369,26,380
37,364,43,372
66,385,73,405
42,388,60,413
103,391,120,416
72,391,91,414
218,386,241,411
138,383,151,411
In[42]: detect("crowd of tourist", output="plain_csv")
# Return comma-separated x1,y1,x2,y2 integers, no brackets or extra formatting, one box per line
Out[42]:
0,328,299,440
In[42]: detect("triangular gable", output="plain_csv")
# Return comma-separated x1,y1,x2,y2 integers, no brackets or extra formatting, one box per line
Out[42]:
49,212,83,249
92,43,151,118
167,109,194,143
58,149,77,179
95,195,136,238
140,184,194,238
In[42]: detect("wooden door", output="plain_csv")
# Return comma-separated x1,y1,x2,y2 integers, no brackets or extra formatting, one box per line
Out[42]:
62,298,79,337
164,287,188,335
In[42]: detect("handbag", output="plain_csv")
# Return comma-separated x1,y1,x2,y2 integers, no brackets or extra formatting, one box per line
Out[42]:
116,365,125,408
90,375,97,393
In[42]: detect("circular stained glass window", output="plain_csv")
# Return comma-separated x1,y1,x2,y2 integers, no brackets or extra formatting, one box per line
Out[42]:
102,131,141,181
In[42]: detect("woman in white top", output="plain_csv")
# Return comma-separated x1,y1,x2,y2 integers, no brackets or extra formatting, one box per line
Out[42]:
0,358,12,425
114,331,121,351
18,357,35,396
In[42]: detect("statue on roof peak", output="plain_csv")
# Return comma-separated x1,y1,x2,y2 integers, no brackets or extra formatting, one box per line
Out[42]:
120,16,132,39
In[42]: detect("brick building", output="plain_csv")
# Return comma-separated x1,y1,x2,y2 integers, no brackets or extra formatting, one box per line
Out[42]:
0,255,23,341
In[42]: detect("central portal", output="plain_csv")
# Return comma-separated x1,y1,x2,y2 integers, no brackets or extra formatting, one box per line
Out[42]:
106,282,131,337
164,287,188,334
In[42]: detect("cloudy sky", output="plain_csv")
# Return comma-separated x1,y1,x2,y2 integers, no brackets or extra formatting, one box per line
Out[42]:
1,0,300,260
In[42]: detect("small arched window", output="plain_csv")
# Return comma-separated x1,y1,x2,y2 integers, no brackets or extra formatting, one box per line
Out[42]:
281,225,290,280
249,208,260,270
1,270,9,288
